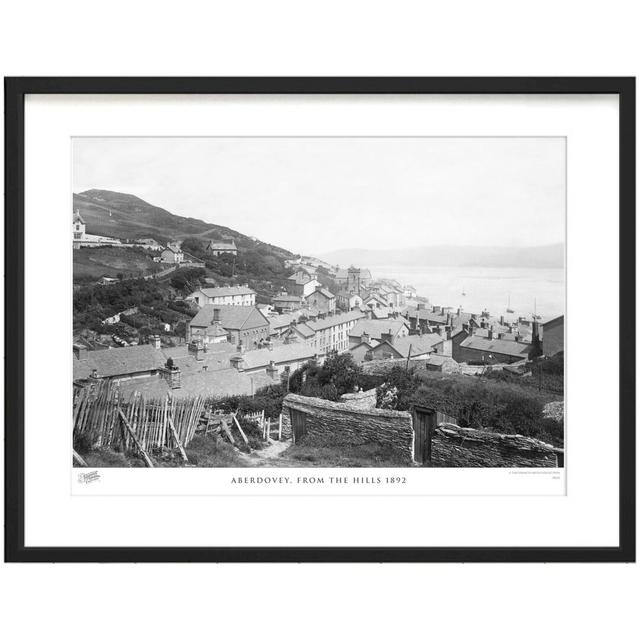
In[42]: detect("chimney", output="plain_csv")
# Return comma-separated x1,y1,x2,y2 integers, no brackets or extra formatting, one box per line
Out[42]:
498,332,505,340
488,328,494,340
457,307,461,317
462,322,470,334
360,331,370,344
151,334,161,349
446,312,452,325
230,354,245,371
90,368,99,379
236,340,245,354
266,360,278,379
161,364,181,389
514,335,521,342
212,307,220,323
433,305,441,313
445,326,452,340
500,315,505,326
416,303,424,310
381,330,394,345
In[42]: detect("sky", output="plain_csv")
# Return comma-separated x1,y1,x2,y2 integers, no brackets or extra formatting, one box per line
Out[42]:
73,137,565,256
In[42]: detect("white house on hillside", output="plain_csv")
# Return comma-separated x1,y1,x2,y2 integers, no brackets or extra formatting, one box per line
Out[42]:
161,244,184,263
186,286,256,307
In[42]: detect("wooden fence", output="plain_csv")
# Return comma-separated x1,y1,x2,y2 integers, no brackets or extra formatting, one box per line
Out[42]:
73,381,205,466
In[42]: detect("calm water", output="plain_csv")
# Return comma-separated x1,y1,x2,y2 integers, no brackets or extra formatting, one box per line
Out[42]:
375,265,565,321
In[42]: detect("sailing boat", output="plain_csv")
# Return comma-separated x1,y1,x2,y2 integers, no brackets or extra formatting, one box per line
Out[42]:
532,298,541,320
506,294,514,314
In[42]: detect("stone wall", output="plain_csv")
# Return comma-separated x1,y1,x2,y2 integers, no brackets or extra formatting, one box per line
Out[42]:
339,388,377,410
283,393,414,463
431,424,562,468
360,358,424,376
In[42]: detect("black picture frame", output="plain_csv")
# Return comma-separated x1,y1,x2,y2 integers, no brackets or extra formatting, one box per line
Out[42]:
4,77,635,563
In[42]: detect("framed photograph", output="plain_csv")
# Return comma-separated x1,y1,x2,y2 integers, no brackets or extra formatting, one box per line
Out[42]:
5,77,635,562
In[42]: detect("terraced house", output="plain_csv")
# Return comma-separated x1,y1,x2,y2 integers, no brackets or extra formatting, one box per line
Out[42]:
305,309,366,355
186,285,256,307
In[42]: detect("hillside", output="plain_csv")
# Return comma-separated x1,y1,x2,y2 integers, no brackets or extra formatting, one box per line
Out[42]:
320,243,564,269
73,189,294,259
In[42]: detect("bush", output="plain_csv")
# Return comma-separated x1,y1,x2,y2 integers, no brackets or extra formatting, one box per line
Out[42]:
404,374,561,445
290,353,362,399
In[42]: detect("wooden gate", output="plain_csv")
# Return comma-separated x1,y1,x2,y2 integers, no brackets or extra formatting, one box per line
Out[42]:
289,408,307,444
412,406,438,465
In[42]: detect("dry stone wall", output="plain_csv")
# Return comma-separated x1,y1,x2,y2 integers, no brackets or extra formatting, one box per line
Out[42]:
283,394,414,463
431,424,562,468
339,388,377,410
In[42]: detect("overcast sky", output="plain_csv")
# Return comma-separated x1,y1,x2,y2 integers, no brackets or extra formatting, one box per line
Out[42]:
73,137,565,255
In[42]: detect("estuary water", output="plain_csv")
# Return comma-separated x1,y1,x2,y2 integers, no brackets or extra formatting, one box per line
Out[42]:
374,265,565,321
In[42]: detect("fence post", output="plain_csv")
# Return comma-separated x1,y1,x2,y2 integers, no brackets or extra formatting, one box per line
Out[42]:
278,414,282,440
266,418,271,441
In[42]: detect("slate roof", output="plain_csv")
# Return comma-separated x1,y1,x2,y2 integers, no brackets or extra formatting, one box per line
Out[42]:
160,343,238,375
459,336,532,357
73,211,85,224
194,286,255,298
349,318,408,340
117,368,275,400
287,272,318,285
268,312,300,331
73,344,166,380
273,294,303,303
240,343,317,371
306,310,365,332
291,323,316,338
373,333,444,359
208,240,237,251
306,287,335,300
189,305,269,331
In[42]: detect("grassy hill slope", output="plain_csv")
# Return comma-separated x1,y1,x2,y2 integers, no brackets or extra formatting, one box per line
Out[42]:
74,189,294,260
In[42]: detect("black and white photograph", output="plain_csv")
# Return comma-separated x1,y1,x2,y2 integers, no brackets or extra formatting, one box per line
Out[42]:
72,136,566,471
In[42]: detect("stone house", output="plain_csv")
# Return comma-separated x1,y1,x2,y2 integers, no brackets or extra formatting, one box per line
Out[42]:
160,244,184,264
188,304,270,350
304,287,336,314
207,239,238,256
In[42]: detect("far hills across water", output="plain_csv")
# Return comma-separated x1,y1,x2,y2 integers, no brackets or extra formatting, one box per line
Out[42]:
320,244,564,270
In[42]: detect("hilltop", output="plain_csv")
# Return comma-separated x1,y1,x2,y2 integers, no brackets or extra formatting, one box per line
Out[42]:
73,189,294,260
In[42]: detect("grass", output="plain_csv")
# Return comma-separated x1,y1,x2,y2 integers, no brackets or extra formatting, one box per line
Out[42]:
73,246,164,282
74,434,250,468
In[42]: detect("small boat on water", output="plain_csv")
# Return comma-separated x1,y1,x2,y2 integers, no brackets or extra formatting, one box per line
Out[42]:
461,286,466,297
506,294,514,314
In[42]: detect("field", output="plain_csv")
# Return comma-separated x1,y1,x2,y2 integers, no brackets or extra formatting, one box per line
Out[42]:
73,246,164,282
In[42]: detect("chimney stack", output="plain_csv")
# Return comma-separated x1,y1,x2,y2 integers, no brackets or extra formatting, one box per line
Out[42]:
361,331,370,344
266,360,278,379
151,334,161,349
416,303,424,310
212,307,220,323
488,328,494,340
381,330,395,345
